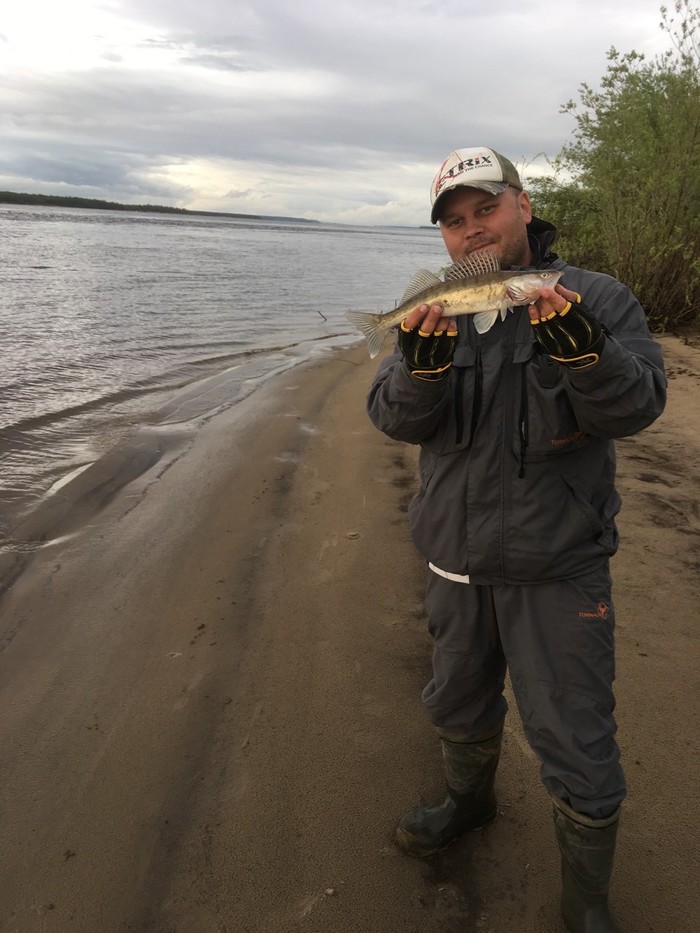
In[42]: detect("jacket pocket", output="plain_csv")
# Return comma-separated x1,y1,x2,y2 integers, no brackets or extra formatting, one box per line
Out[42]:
512,341,589,463
506,461,609,572
420,344,479,456
558,473,605,538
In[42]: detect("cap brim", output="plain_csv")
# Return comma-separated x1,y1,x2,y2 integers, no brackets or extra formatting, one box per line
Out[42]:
431,181,509,224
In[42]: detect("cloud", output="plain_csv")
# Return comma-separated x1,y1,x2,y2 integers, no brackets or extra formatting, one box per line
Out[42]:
0,0,674,223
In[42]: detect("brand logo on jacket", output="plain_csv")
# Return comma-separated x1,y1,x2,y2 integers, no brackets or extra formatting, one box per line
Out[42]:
551,430,585,447
578,602,610,620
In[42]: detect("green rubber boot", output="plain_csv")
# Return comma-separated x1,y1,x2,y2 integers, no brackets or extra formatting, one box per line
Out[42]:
394,721,503,858
553,797,623,933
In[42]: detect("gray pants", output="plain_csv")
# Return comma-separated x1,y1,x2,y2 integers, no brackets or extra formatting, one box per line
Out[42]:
422,565,625,820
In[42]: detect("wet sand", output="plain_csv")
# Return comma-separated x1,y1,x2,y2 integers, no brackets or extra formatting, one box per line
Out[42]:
0,335,698,933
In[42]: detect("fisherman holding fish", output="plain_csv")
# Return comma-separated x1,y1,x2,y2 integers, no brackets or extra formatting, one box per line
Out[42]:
358,147,666,933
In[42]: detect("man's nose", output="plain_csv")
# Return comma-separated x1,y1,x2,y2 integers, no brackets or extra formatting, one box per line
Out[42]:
462,215,485,238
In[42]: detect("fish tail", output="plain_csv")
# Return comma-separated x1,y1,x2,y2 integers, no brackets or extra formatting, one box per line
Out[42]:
346,311,387,359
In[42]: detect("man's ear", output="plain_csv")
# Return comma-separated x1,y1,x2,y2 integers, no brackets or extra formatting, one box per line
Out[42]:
518,190,533,225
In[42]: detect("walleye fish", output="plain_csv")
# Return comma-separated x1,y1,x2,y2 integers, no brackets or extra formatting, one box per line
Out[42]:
347,250,563,358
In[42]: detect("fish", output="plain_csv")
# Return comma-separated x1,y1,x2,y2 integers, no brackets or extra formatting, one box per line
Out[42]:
346,249,563,358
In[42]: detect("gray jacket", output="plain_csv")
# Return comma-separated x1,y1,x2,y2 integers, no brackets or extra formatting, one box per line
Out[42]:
367,224,667,585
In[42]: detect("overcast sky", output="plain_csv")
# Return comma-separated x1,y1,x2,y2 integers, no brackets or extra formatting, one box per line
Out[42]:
0,0,674,225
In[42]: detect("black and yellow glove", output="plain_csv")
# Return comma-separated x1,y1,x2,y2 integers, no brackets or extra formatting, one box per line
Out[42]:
531,294,605,369
398,321,458,381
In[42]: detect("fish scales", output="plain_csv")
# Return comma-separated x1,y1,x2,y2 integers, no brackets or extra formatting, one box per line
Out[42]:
347,250,562,358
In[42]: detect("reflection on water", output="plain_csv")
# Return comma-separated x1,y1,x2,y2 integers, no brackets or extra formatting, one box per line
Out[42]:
0,205,445,535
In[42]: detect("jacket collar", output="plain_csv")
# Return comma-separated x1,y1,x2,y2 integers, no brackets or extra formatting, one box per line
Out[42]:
527,215,558,265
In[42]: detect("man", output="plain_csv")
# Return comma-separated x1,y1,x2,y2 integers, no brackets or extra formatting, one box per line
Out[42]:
367,147,666,933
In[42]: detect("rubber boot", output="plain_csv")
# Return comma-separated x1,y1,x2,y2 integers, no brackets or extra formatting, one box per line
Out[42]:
394,720,503,858
553,797,623,933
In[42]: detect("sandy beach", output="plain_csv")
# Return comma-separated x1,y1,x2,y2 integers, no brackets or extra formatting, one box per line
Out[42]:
0,334,698,933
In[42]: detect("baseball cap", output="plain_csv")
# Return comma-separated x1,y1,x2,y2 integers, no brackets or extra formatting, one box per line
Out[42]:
430,147,523,224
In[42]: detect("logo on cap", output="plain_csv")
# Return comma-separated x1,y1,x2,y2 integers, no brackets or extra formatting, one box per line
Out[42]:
436,154,495,194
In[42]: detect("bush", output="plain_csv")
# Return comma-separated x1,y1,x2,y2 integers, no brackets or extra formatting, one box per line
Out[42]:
531,1,700,332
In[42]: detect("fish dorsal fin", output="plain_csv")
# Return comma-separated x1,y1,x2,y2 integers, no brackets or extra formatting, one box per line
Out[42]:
400,269,444,303
444,249,501,281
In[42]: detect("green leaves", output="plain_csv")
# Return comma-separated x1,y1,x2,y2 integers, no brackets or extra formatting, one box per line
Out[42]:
531,1,700,333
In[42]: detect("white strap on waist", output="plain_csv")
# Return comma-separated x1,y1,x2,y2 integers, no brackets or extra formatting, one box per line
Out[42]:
428,562,471,584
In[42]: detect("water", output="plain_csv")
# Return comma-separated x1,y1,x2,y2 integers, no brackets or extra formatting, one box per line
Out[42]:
0,204,445,539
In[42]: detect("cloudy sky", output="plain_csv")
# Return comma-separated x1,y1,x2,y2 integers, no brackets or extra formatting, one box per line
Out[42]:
1,0,674,225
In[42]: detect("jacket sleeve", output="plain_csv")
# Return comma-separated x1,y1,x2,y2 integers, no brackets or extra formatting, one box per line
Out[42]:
367,347,453,444
560,272,667,438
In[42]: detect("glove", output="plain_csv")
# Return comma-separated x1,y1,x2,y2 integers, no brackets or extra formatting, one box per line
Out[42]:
530,293,605,369
398,321,458,381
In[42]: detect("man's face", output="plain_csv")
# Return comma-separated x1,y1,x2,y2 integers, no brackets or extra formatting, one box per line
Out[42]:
437,186,533,268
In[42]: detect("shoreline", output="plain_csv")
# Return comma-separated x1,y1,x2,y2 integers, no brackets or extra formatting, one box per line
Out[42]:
0,335,698,932
0,333,361,598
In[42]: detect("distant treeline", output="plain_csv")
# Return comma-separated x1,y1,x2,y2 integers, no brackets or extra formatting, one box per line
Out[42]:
0,190,319,224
